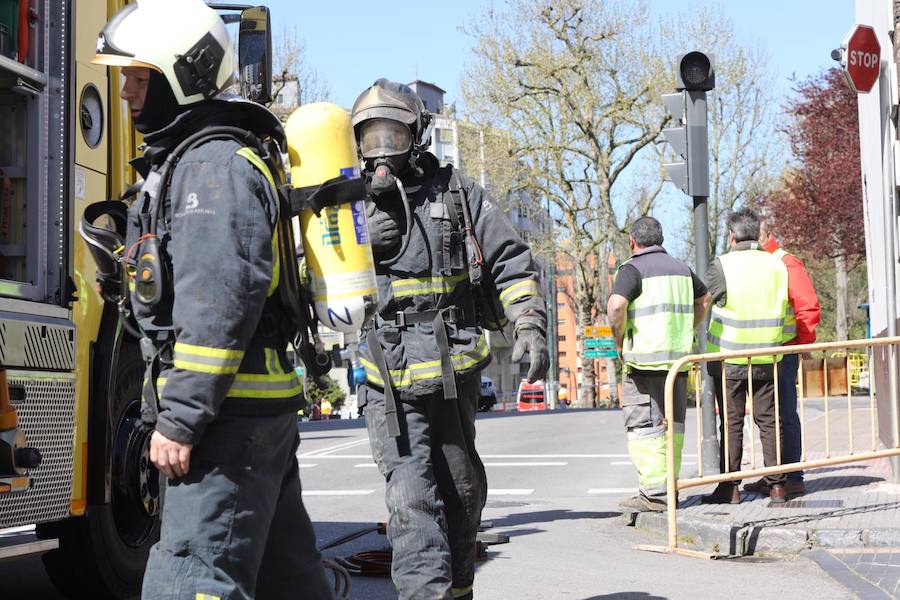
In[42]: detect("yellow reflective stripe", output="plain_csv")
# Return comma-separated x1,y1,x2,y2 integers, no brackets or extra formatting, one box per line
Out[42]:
227,372,303,398
236,147,280,297
175,342,243,359
361,334,491,387
196,594,221,600
236,147,276,191
264,348,279,375
158,372,302,399
499,279,540,309
452,586,473,598
268,225,280,297
173,342,244,375
391,274,467,298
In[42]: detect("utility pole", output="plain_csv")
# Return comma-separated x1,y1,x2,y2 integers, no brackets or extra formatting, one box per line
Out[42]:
661,51,720,476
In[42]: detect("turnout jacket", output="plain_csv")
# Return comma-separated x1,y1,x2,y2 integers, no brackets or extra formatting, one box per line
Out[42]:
360,153,546,398
127,101,303,445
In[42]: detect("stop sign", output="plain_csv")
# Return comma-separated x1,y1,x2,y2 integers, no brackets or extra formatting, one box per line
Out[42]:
843,25,881,93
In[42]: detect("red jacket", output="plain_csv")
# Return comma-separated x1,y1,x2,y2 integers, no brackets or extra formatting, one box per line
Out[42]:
762,235,821,345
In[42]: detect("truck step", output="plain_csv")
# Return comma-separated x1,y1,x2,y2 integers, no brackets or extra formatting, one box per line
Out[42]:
0,525,58,562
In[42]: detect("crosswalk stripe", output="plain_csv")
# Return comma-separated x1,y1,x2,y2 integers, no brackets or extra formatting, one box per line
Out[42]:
484,462,568,467
302,490,375,496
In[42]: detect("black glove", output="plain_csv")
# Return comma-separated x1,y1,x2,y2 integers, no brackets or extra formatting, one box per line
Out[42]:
365,200,401,258
511,328,549,383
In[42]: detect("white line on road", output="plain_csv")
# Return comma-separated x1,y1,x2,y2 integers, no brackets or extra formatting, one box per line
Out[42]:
354,463,378,468
483,462,568,467
298,464,317,468
296,453,700,460
488,489,534,495
587,488,637,495
302,490,375,496
298,438,369,458
609,461,633,465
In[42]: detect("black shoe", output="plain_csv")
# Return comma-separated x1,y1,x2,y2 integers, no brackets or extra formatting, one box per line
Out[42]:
743,478,770,495
700,483,740,504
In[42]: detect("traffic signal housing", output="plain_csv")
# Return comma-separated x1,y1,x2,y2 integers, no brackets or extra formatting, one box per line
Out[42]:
662,51,715,197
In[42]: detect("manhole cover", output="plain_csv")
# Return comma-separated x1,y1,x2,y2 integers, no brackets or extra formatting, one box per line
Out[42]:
768,499,844,509
485,501,530,509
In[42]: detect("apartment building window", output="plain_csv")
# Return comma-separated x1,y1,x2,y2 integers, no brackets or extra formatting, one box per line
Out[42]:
558,335,566,342
559,351,567,358
437,127,454,143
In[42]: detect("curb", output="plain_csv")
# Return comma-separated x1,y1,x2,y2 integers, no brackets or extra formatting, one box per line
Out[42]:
627,511,900,556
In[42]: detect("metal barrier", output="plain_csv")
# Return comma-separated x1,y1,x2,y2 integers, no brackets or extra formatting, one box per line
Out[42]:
642,336,900,558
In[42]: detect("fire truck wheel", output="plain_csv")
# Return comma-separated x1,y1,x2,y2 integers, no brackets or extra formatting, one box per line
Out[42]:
37,345,160,599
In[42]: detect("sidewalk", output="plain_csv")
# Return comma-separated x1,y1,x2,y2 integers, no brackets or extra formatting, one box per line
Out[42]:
629,403,900,556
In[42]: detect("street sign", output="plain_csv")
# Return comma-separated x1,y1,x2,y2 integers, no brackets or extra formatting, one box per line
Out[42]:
584,337,616,349
841,25,881,93
583,325,612,338
584,348,618,359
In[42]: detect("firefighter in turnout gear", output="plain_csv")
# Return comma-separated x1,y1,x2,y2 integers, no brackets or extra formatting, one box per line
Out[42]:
92,1,333,597
608,217,711,512
352,79,548,600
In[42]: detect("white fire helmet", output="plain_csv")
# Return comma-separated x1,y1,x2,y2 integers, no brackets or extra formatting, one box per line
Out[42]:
92,0,235,106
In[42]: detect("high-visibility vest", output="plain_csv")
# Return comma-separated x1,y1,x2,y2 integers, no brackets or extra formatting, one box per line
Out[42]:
771,248,797,343
707,250,789,364
621,251,696,372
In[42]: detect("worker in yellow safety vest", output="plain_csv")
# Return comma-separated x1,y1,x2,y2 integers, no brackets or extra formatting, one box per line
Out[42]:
608,217,711,512
701,208,790,505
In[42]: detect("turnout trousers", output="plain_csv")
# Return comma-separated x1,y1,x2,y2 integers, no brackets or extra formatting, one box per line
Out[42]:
141,413,333,600
621,372,687,499
361,375,487,600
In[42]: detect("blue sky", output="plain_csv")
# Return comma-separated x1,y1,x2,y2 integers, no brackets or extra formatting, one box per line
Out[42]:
265,0,855,110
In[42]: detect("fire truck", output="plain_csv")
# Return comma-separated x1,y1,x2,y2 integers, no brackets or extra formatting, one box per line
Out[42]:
0,2,272,597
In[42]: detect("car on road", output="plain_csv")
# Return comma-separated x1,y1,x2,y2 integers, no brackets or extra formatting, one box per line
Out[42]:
517,380,546,411
479,376,498,412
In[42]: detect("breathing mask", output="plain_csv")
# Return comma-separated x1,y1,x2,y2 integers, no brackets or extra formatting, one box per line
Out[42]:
357,118,412,195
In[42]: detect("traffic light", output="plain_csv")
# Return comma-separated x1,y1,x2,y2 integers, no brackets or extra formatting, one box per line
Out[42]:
661,51,715,197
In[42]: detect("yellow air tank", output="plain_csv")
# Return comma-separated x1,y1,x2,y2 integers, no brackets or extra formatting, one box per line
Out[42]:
286,102,378,333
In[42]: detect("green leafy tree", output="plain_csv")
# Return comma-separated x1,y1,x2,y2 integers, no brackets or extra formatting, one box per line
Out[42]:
304,375,346,411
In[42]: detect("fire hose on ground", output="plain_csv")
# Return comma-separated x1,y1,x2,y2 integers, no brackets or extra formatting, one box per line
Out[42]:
317,521,510,598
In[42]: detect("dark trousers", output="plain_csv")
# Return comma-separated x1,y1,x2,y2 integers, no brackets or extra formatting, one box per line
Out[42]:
712,368,785,486
142,414,333,600
361,376,487,600
779,353,803,480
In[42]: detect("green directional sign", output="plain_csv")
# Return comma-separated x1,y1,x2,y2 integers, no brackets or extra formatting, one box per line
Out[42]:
585,337,617,349
584,348,618,359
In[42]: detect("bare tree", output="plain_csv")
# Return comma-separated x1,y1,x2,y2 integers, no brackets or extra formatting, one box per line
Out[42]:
270,25,331,109
461,0,670,407
658,9,779,257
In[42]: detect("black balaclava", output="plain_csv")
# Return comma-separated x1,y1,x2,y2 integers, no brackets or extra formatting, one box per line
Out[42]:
133,70,187,134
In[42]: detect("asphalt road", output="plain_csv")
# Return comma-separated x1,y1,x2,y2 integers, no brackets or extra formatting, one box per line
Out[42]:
1,408,860,599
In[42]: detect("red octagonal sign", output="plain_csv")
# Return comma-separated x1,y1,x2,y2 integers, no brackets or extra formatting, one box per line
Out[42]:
844,25,881,93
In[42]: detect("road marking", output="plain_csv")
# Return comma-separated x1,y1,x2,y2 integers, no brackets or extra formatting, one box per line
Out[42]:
610,461,632,466
484,462,568,467
298,464,317,468
488,489,534,495
302,490,375,496
587,488,637,495
294,453,700,460
298,438,369,458
354,463,378,468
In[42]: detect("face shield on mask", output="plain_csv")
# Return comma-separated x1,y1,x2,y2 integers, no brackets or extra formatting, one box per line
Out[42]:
358,118,413,195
